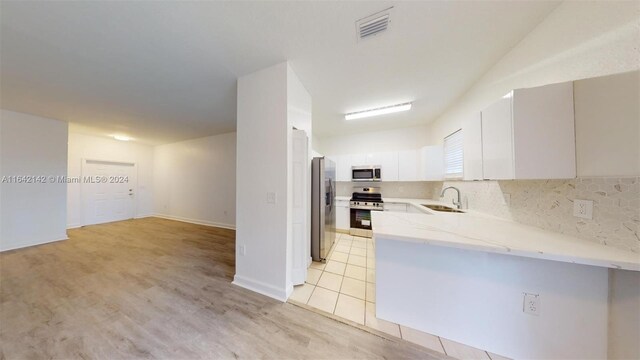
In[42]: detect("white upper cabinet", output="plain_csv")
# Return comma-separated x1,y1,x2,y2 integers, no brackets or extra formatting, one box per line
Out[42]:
367,152,399,181
420,145,444,180
513,82,576,179
331,155,352,182
398,150,419,181
481,96,514,179
462,112,483,181
481,81,576,180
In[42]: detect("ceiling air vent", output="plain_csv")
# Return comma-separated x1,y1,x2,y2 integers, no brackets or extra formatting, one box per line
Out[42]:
356,7,393,41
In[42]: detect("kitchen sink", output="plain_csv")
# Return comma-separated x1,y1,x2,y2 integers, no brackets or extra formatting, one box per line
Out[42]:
421,204,465,213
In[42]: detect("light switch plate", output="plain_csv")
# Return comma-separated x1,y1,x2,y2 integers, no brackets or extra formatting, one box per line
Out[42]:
267,192,277,204
573,199,593,219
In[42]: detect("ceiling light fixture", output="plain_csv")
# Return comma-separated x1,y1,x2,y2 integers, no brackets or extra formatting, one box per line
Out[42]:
113,135,132,141
345,102,412,121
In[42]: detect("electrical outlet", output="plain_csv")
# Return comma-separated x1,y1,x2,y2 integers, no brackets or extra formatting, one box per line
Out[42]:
523,293,540,316
573,199,593,219
267,192,277,204
239,245,246,256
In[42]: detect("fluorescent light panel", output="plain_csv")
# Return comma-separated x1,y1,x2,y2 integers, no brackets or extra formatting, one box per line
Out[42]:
113,135,132,141
345,102,412,120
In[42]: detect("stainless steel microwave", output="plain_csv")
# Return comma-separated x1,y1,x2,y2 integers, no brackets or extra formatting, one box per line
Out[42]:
351,166,381,182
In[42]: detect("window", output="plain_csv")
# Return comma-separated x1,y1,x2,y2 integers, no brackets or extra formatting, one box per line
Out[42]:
444,129,463,179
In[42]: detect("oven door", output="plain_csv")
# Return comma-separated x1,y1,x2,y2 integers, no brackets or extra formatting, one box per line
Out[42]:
350,208,372,230
352,168,374,182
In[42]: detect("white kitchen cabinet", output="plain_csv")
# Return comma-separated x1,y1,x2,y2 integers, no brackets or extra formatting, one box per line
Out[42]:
481,81,575,180
481,97,514,179
332,155,351,182
462,112,483,180
420,145,444,181
369,152,399,181
336,200,350,230
398,150,419,181
384,202,407,212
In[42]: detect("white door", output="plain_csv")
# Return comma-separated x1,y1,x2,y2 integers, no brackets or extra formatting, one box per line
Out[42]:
291,130,309,285
82,160,136,226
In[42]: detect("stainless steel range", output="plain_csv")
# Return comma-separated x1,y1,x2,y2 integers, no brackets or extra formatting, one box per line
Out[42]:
349,187,383,238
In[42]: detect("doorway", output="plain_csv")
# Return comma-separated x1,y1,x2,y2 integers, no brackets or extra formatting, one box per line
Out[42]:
81,159,137,226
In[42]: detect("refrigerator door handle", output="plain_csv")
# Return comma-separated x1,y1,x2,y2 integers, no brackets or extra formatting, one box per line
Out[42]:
327,178,333,208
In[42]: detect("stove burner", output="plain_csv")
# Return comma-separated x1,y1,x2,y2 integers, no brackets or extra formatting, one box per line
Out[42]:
350,187,383,211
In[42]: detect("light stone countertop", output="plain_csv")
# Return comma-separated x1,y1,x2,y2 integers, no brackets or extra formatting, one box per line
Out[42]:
369,198,640,272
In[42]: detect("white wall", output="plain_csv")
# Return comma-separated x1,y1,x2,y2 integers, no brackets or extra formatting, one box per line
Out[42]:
153,132,236,229
287,64,313,285
234,62,312,301
376,238,609,359
235,62,290,301
67,132,154,228
311,134,323,155
428,1,639,152
0,110,68,251
318,2,639,172
320,124,430,156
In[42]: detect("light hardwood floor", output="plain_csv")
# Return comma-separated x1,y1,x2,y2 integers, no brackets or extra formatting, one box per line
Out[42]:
0,218,449,359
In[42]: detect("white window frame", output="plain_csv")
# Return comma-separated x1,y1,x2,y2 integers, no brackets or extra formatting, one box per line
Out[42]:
444,129,463,179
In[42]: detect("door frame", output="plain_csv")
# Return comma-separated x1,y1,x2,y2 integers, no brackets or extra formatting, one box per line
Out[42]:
80,158,138,226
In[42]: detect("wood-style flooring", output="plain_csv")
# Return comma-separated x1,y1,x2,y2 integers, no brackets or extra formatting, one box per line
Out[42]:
0,218,448,359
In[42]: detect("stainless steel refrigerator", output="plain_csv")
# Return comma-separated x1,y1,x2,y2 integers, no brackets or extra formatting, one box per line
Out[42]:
311,157,336,261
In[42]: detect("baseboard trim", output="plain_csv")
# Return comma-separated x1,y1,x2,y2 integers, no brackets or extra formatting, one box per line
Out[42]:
0,234,69,252
67,214,159,230
153,214,236,230
232,275,289,302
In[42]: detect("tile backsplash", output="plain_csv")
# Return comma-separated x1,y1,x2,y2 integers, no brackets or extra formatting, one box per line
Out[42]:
339,177,640,253
336,181,441,200
443,177,639,253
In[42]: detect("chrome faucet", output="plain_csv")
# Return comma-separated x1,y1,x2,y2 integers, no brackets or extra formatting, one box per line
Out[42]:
440,186,462,209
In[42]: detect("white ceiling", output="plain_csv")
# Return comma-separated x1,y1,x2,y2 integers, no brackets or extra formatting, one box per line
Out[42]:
0,1,560,145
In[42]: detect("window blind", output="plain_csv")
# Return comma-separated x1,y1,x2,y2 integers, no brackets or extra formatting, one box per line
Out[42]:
444,129,463,179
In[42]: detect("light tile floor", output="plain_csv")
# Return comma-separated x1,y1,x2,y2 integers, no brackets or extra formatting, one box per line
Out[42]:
290,233,512,360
